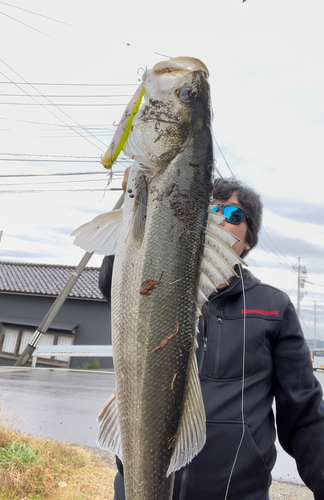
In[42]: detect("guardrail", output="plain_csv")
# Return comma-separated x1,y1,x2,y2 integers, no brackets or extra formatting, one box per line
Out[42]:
31,345,113,367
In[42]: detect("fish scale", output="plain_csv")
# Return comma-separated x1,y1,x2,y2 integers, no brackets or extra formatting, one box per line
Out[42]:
112,134,212,499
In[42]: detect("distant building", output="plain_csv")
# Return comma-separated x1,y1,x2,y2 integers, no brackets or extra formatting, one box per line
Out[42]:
0,261,112,369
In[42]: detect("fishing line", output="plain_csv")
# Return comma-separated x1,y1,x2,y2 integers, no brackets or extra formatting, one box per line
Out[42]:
223,264,246,500
213,137,235,178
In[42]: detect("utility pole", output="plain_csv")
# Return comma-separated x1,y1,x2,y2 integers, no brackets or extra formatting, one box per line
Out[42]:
297,257,301,317
296,257,307,318
314,299,317,350
15,193,124,367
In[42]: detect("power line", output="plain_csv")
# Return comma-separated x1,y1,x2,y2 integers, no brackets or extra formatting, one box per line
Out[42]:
261,226,295,267
0,82,137,86
0,158,99,162
0,102,128,106
0,59,107,153
0,177,112,187
300,316,313,337
0,1,74,26
0,158,130,164
0,171,124,178
306,279,324,288
0,152,99,158
0,188,122,193
0,116,117,128
288,281,297,296
258,238,294,269
0,10,56,40
0,93,133,98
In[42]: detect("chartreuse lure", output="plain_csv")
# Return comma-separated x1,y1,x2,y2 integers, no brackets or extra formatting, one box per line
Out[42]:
101,83,145,169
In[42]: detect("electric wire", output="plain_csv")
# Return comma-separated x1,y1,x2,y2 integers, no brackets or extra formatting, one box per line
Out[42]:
0,188,121,193
0,158,102,162
0,152,99,159
0,10,56,39
0,102,128,106
300,316,313,337
306,280,324,288
0,93,133,98
0,171,124,178
257,239,294,269
0,59,108,152
0,178,112,187
0,82,138,86
261,226,295,267
287,282,297,295
0,1,73,26
0,116,117,128
0,158,130,164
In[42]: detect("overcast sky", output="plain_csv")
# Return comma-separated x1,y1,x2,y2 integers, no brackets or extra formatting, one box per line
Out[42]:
0,0,324,340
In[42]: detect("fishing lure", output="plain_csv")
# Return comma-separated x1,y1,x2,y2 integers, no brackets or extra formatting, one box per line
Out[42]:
101,83,145,169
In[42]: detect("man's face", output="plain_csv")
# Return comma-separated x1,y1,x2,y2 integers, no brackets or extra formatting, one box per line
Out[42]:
213,191,251,257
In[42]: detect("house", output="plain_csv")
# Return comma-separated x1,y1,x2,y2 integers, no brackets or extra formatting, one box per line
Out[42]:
0,261,112,369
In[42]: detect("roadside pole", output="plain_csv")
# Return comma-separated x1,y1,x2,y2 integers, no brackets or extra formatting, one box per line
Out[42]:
15,193,124,367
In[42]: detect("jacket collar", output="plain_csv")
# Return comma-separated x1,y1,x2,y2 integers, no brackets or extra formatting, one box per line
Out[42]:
208,265,260,303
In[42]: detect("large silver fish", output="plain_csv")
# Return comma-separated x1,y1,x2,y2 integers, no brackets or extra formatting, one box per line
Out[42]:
72,56,244,500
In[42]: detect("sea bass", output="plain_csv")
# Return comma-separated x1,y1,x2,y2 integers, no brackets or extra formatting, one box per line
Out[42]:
72,57,244,500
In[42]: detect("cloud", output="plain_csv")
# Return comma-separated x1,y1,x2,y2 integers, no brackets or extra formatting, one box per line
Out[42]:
1,249,56,260
50,226,75,236
7,232,68,246
258,230,324,274
262,195,324,226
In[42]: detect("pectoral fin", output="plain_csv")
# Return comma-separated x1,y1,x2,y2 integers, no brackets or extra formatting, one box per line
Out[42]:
97,391,122,461
71,208,123,255
167,351,206,476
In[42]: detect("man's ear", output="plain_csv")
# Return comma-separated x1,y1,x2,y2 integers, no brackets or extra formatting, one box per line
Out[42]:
244,242,251,252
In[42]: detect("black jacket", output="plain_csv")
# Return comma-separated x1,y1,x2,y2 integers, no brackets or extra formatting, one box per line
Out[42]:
100,259,324,500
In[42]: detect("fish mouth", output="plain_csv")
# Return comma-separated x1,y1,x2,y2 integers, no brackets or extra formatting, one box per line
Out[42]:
143,57,209,93
151,56,209,78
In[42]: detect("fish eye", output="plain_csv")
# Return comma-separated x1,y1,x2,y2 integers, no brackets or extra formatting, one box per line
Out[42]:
175,87,197,102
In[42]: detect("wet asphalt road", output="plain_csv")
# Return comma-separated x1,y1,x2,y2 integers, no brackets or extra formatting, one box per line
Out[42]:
1,366,324,485
0,367,115,448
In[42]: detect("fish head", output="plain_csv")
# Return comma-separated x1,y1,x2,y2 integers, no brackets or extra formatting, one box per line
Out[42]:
123,57,212,173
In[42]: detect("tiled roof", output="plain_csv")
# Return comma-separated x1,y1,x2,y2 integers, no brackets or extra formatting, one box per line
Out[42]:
0,261,104,300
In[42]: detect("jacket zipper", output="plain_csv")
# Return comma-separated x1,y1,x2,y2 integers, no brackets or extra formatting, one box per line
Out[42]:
214,316,222,376
198,315,208,374
198,275,243,375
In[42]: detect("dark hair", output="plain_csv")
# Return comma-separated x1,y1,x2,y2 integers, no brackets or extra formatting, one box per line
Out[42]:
213,177,263,258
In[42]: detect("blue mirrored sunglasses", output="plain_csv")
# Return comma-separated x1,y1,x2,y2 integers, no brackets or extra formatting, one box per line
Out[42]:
212,204,247,225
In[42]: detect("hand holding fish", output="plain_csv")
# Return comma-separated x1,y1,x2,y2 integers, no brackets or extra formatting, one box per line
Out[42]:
122,167,130,193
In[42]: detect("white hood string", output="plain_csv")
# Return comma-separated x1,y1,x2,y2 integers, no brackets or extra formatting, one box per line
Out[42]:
224,264,247,500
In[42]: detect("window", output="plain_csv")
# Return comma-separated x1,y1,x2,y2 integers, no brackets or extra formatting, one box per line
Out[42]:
0,325,74,365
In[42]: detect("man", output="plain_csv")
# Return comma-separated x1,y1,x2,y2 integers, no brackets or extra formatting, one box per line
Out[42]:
99,175,324,500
